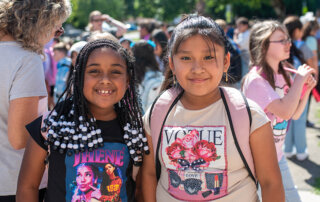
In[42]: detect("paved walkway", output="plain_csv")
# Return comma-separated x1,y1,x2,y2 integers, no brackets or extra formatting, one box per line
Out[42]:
287,97,320,201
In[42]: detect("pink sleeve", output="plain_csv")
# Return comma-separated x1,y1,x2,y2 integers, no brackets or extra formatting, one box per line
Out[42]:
243,76,279,110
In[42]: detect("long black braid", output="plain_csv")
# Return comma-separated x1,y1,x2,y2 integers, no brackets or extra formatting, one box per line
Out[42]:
42,39,149,166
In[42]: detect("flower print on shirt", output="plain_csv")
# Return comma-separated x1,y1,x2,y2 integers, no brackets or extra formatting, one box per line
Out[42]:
166,129,220,170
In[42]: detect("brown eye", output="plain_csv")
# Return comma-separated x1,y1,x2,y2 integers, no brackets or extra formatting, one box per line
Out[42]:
204,56,214,60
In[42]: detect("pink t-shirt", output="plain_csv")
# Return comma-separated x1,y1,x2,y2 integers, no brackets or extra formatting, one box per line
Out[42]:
242,66,290,161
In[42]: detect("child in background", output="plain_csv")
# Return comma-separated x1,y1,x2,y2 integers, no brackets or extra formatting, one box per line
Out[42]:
141,15,284,202
132,40,164,112
151,29,168,73
16,39,149,202
67,41,87,86
53,42,72,104
283,16,317,161
242,20,316,201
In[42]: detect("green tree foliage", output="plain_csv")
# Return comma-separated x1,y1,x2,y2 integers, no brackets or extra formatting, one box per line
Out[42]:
67,0,320,29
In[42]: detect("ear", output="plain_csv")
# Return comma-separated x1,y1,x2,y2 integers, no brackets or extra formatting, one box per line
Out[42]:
223,52,231,73
168,57,175,74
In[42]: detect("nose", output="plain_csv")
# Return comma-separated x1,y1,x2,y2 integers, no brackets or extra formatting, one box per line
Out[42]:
99,73,112,84
191,60,204,73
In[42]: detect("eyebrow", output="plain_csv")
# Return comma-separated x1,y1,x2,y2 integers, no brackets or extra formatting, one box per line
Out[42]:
86,63,126,68
177,50,212,54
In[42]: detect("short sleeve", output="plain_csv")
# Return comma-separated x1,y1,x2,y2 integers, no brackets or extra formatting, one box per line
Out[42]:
26,116,48,151
243,74,279,110
142,106,152,136
247,99,270,134
305,37,317,51
10,53,47,100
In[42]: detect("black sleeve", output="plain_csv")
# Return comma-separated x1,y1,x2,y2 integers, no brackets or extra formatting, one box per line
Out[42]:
26,116,48,151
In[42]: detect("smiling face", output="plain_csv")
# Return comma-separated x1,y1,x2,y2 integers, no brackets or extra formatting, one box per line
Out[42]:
76,165,95,192
169,34,230,103
83,47,128,119
266,30,291,65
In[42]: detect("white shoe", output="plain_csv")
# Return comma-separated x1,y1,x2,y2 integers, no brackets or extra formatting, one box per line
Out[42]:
296,153,308,161
284,152,295,158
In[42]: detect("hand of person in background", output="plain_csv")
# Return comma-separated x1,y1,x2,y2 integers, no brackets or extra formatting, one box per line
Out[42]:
101,14,113,23
295,64,315,84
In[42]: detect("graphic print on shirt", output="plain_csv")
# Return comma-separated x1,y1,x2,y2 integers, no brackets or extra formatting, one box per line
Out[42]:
65,142,130,202
162,126,227,201
272,84,289,143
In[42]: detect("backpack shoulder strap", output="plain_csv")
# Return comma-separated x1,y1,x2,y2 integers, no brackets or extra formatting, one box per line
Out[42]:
219,87,256,185
149,87,183,180
149,87,182,159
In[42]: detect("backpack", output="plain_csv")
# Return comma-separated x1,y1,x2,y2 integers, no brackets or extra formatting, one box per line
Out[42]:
140,70,164,111
148,86,257,185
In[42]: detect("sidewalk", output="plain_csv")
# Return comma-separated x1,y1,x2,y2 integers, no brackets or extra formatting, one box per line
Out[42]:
287,97,320,201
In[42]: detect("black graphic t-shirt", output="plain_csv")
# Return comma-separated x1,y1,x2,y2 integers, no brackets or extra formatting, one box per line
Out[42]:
27,117,135,202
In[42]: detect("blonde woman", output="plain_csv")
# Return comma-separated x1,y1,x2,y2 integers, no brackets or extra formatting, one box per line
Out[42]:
0,0,71,200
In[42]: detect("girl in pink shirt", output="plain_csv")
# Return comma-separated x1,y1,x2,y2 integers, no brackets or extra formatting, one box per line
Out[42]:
242,20,316,202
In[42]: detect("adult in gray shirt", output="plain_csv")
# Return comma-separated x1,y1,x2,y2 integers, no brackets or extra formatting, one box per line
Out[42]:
0,0,71,200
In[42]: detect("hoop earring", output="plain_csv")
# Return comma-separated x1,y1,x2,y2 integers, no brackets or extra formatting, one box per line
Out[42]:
225,72,228,82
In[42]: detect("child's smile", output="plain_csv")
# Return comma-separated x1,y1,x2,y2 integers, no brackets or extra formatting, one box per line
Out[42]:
84,47,128,120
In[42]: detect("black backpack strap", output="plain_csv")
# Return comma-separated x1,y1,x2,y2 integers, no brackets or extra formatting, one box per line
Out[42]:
241,92,252,128
155,91,184,181
219,88,257,187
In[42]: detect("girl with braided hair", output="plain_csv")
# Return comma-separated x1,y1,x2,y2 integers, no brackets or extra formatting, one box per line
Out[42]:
17,39,149,202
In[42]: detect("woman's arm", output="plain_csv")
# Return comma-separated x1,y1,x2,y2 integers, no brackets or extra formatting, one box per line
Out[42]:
250,122,284,202
101,14,127,37
16,137,47,202
266,65,315,120
141,133,157,202
8,97,41,150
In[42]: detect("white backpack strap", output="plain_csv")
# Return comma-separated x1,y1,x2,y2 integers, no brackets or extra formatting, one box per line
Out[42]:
149,87,183,180
220,87,256,184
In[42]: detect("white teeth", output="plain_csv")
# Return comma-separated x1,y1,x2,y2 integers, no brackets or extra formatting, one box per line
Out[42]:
98,90,112,95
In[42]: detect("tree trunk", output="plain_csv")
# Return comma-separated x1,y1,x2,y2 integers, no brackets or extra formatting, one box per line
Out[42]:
196,0,206,15
270,0,286,20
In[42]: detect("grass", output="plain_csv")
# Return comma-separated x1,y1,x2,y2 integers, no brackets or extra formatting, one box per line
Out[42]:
313,107,320,194
314,178,320,195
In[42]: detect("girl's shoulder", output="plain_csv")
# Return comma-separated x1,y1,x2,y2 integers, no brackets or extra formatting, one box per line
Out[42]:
244,67,267,85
